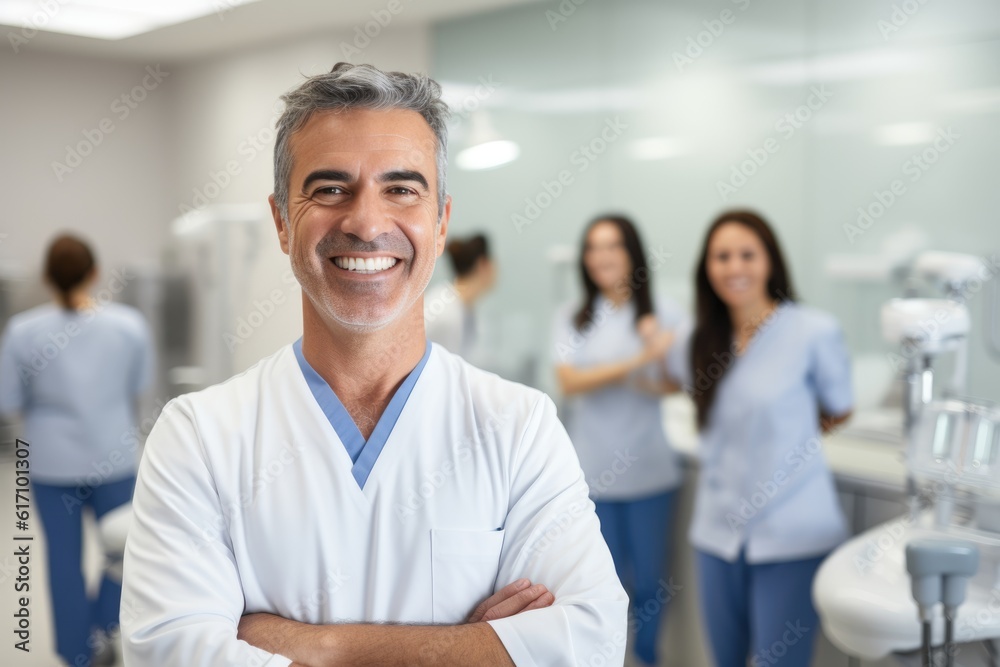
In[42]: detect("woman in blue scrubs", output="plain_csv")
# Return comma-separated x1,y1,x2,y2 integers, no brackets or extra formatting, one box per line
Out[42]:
667,210,853,666
0,234,154,666
554,215,681,667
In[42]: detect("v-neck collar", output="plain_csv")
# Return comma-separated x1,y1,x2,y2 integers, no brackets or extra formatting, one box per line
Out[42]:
734,301,790,358
292,337,432,489
596,293,633,315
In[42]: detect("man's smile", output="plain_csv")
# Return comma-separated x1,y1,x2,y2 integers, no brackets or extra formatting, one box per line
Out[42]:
332,255,399,273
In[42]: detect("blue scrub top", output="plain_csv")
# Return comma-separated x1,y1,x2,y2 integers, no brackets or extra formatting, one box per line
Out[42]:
554,294,683,501
666,302,853,563
0,302,154,484
292,337,431,490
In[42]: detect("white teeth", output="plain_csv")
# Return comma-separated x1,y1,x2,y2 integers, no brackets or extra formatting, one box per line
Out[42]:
333,256,398,273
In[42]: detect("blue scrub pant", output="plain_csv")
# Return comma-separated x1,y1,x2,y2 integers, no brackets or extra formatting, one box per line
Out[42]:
594,489,677,665
33,475,135,666
695,549,826,667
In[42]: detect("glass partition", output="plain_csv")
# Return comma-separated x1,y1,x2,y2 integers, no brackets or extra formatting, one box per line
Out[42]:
431,0,1000,404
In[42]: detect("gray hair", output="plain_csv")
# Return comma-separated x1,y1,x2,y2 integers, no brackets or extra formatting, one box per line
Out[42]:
273,62,451,222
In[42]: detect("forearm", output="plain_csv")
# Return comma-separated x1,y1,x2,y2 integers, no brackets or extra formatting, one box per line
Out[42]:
820,410,852,433
556,358,644,396
239,615,513,667
325,622,512,667
630,374,681,396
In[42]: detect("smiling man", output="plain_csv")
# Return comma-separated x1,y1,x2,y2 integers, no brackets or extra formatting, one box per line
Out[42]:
120,63,627,666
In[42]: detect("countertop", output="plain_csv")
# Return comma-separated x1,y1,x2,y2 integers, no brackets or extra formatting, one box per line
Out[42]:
662,395,908,491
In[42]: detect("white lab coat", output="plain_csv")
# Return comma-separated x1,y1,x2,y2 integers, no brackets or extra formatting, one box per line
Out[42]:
121,342,627,666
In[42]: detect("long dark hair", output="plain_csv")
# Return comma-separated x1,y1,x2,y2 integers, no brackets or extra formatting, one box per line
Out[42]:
45,234,96,310
690,210,795,428
573,214,654,331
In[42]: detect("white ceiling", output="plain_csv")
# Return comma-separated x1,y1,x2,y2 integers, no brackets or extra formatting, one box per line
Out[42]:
1,0,545,63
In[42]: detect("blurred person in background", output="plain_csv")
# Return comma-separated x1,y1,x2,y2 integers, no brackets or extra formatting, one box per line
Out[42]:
424,232,495,361
0,234,154,667
666,210,853,667
553,214,682,667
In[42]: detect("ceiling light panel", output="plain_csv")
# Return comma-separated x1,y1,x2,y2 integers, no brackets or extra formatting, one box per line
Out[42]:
0,0,260,40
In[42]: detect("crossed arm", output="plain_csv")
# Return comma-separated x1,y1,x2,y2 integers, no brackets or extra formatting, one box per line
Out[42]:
557,314,677,396
236,579,555,666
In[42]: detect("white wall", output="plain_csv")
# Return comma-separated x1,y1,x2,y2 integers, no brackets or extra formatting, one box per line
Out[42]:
0,49,176,282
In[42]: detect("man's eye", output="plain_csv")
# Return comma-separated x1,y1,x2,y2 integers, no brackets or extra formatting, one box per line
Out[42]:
315,186,345,196
388,186,416,195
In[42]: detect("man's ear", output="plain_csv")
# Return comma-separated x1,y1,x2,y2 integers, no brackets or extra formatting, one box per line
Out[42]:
435,195,452,258
269,194,290,255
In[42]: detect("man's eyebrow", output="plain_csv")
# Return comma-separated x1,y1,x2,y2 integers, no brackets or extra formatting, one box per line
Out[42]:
302,169,352,191
378,170,429,190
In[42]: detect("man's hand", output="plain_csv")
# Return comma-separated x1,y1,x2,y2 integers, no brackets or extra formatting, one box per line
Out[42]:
467,578,555,623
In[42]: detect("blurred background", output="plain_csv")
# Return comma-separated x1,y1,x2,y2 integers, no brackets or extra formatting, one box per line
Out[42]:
1,0,998,408
0,0,999,665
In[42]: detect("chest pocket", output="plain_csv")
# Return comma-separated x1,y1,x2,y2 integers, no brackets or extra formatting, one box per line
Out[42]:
430,528,505,623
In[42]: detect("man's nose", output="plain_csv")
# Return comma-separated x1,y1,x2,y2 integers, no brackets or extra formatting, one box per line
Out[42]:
339,187,394,242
